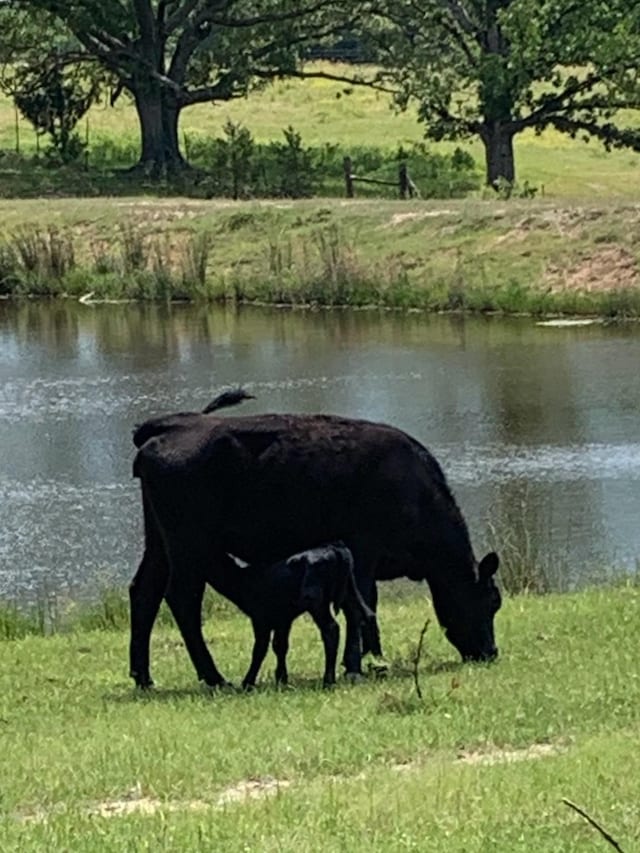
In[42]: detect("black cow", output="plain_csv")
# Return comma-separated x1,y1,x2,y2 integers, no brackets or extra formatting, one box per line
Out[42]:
206,542,378,688
129,390,501,689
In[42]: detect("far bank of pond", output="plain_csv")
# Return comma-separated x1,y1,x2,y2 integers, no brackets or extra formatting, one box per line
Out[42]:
2,197,640,317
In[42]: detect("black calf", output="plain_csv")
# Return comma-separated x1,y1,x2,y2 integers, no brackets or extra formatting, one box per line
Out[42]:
207,542,377,688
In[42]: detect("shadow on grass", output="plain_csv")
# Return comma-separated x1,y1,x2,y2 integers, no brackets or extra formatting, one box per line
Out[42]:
105,657,468,706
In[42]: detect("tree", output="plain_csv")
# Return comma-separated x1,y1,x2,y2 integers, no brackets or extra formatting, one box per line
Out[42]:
5,0,362,176
12,62,101,162
366,1,640,187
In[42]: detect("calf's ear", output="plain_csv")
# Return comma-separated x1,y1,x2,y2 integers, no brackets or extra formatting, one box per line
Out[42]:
478,552,499,580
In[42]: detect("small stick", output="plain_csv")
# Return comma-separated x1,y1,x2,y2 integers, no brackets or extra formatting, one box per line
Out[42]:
562,798,625,852
412,618,430,701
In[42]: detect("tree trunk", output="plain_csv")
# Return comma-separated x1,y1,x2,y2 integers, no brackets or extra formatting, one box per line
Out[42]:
131,84,188,177
481,122,516,189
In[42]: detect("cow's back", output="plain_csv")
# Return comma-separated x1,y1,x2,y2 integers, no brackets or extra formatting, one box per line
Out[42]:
134,412,462,564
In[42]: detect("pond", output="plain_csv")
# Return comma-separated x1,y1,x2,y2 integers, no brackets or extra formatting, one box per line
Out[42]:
1,300,639,606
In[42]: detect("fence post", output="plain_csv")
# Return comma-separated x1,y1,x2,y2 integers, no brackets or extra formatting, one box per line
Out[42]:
399,162,409,199
14,106,20,155
343,156,354,198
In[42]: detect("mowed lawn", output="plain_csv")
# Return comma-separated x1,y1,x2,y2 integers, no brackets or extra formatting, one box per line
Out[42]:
0,585,638,851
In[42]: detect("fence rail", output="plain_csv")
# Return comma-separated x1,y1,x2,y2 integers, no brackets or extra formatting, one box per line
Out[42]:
343,156,419,199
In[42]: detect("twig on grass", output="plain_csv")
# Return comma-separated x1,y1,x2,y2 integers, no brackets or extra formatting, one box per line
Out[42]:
412,618,430,701
562,798,625,852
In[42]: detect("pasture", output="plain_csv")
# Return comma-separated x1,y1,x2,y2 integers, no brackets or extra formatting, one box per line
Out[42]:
2,63,640,199
0,585,638,851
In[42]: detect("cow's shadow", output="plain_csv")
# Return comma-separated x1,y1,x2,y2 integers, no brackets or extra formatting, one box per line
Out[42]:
106,658,466,704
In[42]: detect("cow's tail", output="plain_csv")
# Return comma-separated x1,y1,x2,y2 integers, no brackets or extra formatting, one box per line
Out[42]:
332,547,377,627
345,567,377,628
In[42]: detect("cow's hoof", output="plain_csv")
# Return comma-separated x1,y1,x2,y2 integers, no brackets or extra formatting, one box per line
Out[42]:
322,680,336,690
364,654,390,678
344,672,365,684
203,679,235,692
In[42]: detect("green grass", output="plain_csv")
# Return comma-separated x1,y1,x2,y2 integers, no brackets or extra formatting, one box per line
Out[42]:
2,196,640,316
2,63,640,314
0,586,638,851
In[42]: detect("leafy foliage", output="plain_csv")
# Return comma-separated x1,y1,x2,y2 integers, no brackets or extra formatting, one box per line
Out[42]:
1,0,367,171
366,0,640,185
13,62,99,162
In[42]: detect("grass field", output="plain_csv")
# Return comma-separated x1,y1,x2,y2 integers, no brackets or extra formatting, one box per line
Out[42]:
2,63,640,199
0,585,638,851
2,195,640,316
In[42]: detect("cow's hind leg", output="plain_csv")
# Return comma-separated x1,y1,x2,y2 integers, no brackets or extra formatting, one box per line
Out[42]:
129,493,168,688
341,538,383,675
272,625,291,685
359,577,384,659
242,622,271,690
341,596,363,677
163,544,230,688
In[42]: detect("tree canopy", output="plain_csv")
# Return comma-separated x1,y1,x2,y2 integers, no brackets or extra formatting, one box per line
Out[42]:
366,0,640,187
2,0,362,174
3,1,640,188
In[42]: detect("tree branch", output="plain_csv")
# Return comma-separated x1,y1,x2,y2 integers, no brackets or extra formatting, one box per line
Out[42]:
518,73,603,130
562,799,626,852
412,618,430,701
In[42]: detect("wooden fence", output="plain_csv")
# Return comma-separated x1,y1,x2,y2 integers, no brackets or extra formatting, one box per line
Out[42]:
343,156,419,199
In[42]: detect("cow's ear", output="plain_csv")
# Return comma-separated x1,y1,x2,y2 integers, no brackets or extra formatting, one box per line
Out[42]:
478,552,499,580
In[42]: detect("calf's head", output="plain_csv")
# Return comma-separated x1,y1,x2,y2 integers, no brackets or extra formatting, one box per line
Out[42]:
438,552,501,662
295,543,351,614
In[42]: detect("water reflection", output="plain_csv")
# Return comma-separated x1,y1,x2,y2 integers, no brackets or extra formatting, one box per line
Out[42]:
1,300,639,604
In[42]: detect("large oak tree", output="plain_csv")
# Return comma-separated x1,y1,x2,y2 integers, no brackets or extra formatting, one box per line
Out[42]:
4,0,361,175
367,0,640,187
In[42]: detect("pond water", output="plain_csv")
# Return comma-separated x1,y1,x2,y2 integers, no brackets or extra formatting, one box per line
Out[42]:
1,300,639,606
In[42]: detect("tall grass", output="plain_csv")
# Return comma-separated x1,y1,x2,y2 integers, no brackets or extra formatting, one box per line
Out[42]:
2,199,640,317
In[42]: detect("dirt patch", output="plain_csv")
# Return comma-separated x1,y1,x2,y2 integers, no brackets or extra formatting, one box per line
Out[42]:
215,777,291,807
456,742,566,766
18,777,291,823
388,742,567,775
90,777,291,818
546,245,639,292
387,210,455,226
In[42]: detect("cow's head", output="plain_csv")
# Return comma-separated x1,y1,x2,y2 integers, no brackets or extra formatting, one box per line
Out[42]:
440,552,501,662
